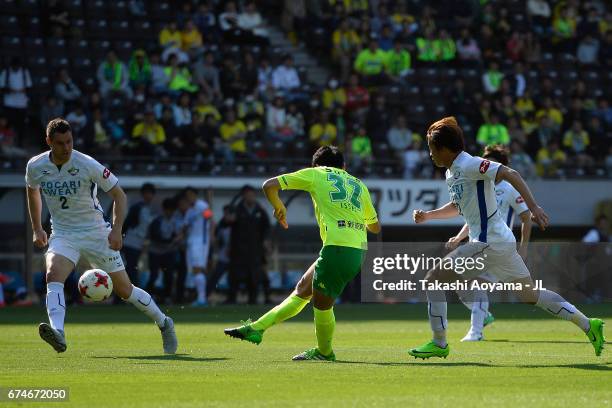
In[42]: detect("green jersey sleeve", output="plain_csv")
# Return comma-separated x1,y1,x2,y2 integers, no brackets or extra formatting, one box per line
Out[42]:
278,168,316,192
362,185,378,224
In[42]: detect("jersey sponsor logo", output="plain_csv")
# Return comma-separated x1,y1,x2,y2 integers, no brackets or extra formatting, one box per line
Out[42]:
103,168,111,179
42,169,51,175
479,160,491,174
41,180,81,196
516,196,524,204
67,166,79,176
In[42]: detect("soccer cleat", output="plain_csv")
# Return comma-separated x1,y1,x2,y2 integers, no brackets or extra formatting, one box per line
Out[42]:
38,323,67,353
483,313,495,327
292,348,336,361
461,331,484,342
223,319,264,345
586,318,605,356
408,341,449,359
159,317,178,354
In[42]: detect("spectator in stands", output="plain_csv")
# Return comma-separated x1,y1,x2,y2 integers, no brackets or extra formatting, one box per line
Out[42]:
193,52,222,101
191,114,214,164
536,97,563,131
54,68,81,109
266,95,291,142
509,140,537,179
65,104,87,147
456,28,481,63
496,94,518,123
387,114,414,156
586,116,608,159
529,115,557,155
350,126,373,173
506,31,525,62
86,108,113,155
477,113,510,146
515,90,535,117
97,51,132,99
148,52,168,95
527,0,551,36
159,22,182,50
479,25,501,60
173,92,192,129
507,117,527,146
322,77,346,110
482,61,504,94
164,54,198,95
344,73,369,116
237,94,264,137
563,120,593,166
40,95,64,128
594,98,612,127
512,63,527,97
227,185,271,304
0,57,32,141
202,113,223,160
378,25,395,51
577,34,600,65
286,102,305,138
207,205,233,299
415,28,438,65
271,55,302,100
403,138,427,179
194,92,221,121
0,114,27,157
148,198,181,304
583,215,609,243
385,39,412,84
332,19,362,83
238,1,270,46
552,5,577,51
219,1,242,42
181,20,204,56
366,94,391,143
536,140,567,177
43,0,70,38
220,56,245,100
153,92,173,119
220,109,248,162
131,110,167,155
240,52,259,95
257,57,274,100
354,38,387,85
128,49,152,89
123,183,157,286
524,31,542,63
437,29,456,63
194,2,217,40
309,110,337,147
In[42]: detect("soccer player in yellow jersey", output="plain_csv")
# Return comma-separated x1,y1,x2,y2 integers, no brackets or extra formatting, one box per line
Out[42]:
224,146,380,361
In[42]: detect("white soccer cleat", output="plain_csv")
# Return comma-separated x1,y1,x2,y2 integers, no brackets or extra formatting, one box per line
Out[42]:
159,317,178,354
461,331,484,342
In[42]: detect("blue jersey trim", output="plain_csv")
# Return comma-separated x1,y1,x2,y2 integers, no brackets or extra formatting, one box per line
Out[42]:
476,180,487,242
506,206,514,227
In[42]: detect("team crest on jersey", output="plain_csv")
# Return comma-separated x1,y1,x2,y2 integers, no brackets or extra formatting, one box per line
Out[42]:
103,168,111,179
67,166,79,176
479,160,491,174
516,196,524,204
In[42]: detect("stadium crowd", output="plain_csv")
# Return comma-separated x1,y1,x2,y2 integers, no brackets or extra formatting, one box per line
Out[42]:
0,0,611,178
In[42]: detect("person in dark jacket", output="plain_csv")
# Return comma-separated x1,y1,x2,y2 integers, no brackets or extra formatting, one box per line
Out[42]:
227,185,270,304
148,198,181,302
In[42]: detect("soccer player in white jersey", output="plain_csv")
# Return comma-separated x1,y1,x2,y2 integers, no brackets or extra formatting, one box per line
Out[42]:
446,144,532,341
183,187,213,306
408,117,604,359
26,118,178,354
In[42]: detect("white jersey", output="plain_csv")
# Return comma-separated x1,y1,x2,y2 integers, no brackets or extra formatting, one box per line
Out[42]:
446,151,515,243
495,180,529,227
184,199,212,245
25,150,118,233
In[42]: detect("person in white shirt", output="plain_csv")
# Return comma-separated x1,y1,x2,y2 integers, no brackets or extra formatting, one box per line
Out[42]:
408,116,604,359
54,68,82,108
0,57,32,140
582,215,609,243
182,187,214,306
271,55,303,101
446,144,532,341
238,1,269,46
26,118,177,354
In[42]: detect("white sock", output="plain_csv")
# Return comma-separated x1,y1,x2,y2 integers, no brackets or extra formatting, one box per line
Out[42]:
46,282,66,332
125,286,167,327
427,291,447,347
535,289,590,332
194,273,207,303
469,290,489,334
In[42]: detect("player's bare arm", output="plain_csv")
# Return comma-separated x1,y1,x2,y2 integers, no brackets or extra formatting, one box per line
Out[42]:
518,210,532,259
107,185,127,250
262,177,288,229
26,186,48,248
447,223,469,250
496,166,549,230
413,201,459,224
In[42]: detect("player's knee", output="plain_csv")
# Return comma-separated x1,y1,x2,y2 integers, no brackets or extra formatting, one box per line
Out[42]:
46,256,69,283
114,282,133,299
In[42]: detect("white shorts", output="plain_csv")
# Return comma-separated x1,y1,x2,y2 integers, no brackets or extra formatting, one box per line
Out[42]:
186,241,210,271
47,225,125,273
446,241,530,283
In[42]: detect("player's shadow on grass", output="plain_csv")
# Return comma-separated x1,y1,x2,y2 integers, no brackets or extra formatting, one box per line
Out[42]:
92,354,228,362
487,339,587,344
336,360,497,367
518,363,612,372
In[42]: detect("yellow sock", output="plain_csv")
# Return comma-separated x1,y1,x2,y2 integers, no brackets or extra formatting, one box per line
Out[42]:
314,307,335,356
251,294,309,331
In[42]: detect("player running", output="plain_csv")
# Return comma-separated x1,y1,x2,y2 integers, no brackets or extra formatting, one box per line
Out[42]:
447,144,532,342
224,146,380,361
408,117,604,359
26,118,178,354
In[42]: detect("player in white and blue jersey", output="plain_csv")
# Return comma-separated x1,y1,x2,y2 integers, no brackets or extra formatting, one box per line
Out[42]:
446,145,531,341
408,117,604,359
26,118,177,354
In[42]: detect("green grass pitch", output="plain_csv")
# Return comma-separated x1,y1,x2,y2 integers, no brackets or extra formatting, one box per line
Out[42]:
1,303,610,407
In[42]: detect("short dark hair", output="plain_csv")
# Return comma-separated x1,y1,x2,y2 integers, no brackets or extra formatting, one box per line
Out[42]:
426,116,465,153
312,146,344,169
241,184,255,194
185,186,198,195
482,144,509,166
162,198,176,210
141,182,156,194
46,118,71,139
